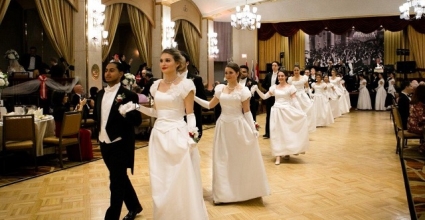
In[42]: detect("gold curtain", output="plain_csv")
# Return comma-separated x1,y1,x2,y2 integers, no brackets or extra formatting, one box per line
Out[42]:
127,4,152,67
288,30,306,71
408,26,425,78
258,32,289,78
0,0,10,25
384,30,408,66
180,20,200,68
102,3,123,61
35,0,73,75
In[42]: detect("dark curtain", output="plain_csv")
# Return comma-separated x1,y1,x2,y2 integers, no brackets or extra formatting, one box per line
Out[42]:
259,16,425,40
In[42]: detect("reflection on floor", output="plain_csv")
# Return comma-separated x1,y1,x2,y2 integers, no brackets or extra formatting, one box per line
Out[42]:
0,111,410,219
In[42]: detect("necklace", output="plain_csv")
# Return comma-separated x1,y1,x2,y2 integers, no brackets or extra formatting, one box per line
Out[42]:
227,85,237,90
164,76,178,84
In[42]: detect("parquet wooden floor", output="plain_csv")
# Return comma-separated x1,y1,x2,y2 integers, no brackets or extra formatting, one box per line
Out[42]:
0,110,410,219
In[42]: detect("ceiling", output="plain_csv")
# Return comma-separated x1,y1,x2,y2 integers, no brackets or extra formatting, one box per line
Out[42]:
178,0,403,22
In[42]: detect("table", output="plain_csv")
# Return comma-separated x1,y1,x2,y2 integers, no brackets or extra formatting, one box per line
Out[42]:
0,115,55,156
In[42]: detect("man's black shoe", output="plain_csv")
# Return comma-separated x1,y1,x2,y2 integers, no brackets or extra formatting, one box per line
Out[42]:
123,207,143,220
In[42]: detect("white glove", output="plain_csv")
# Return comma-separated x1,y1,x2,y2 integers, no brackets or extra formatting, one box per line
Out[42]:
243,111,258,138
139,105,157,118
187,113,197,131
255,87,271,100
194,96,211,109
118,101,134,116
250,85,258,96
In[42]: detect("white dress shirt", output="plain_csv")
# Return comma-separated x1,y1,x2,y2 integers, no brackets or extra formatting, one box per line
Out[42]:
271,72,278,85
99,83,122,143
179,70,188,79
28,57,36,70
239,78,247,87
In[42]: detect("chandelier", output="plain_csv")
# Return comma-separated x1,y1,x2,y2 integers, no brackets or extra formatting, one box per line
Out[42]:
230,1,261,30
399,0,425,20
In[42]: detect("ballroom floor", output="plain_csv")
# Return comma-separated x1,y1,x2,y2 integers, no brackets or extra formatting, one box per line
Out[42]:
0,110,410,219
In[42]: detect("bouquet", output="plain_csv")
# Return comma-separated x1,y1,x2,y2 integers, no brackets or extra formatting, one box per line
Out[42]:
4,49,19,60
189,129,200,143
0,71,10,89
122,73,136,86
255,122,260,131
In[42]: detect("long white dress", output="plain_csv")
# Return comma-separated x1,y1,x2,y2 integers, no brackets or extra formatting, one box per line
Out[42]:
149,79,208,220
375,78,387,110
269,85,309,155
325,82,341,118
341,79,351,110
288,75,316,133
330,76,350,114
212,84,270,203
387,78,396,97
311,82,334,126
357,79,372,110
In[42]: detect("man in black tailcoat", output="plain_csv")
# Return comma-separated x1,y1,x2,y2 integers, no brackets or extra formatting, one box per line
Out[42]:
239,65,260,121
93,61,143,220
180,51,207,139
261,61,279,139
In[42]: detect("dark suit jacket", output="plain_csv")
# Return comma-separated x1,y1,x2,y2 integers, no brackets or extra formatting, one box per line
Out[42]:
20,54,43,71
93,86,142,174
398,92,411,130
187,72,207,133
243,78,259,99
262,72,279,92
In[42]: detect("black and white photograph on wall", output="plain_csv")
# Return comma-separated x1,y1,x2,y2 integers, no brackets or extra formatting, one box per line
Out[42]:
305,29,384,91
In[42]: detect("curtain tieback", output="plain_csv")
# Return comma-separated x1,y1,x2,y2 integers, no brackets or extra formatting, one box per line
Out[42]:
38,75,48,100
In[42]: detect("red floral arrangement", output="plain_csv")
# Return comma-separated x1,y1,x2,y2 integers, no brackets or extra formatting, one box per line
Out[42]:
255,122,260,131
115,93,126,104
189,130,200,143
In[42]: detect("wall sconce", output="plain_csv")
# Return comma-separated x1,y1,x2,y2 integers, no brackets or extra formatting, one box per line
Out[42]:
162,21,177,49
102,31,109,46
208,32,219,58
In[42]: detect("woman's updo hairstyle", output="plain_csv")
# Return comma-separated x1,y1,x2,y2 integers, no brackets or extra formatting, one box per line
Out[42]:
162,48,185,72
226,62,241,81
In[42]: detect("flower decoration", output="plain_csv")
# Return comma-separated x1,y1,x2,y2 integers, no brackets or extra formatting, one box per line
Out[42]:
115,93,126,104
0,71,10,89
189,129,200,143
4,49,19,60
255,122,260,131
122,73,136,86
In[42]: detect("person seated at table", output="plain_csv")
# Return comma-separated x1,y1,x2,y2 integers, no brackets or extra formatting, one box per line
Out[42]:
407,84,425,153
51,90,86,137
132,86,148,103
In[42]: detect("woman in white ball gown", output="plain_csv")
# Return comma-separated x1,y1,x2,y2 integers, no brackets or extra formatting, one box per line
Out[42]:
323,75,341,118
356,74,372,110
255,70,309,165
375,72,387,111
195,62,270,204
311,74,334,126
330,69,350,114
122,48,208,219
288,65,316,133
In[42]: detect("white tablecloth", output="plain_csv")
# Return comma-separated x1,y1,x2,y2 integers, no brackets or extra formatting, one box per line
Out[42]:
0,115,55,156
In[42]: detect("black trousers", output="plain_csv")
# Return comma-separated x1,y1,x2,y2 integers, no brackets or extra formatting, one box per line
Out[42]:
250,99,259,122
265,97,275,135
100,140,141,220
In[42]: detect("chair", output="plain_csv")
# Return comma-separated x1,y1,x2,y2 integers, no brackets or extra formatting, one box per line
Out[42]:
2,114,37,170
392,107,423,154
43,111,82,168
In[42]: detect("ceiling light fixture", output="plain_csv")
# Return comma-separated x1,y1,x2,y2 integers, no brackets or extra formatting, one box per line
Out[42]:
230,1,261,30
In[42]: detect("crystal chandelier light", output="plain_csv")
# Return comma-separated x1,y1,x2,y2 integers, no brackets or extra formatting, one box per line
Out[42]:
230,1,261,30
399,0,425,20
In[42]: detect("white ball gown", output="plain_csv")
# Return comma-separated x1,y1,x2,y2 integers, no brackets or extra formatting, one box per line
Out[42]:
374,78,387,110
148,79,208,220
325,82,341,118
330,76,350,114
357,79,372,110
288,75,316,133
269,85,309,155
341,79,351,110
212,84,270,203
311,82,334,126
